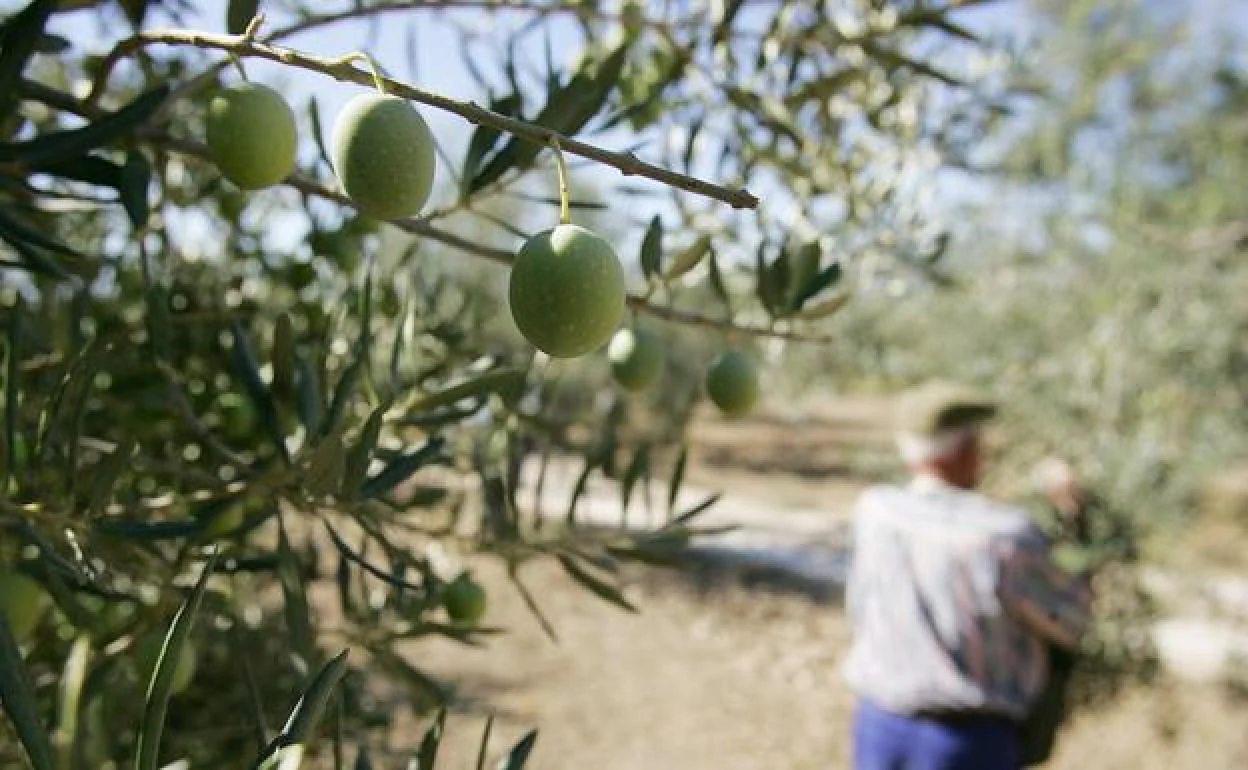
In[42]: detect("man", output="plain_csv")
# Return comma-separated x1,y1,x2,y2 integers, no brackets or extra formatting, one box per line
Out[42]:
843,381,1092,770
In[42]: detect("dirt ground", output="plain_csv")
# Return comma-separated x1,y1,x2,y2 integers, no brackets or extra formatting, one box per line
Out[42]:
364,558,1248,770
344,396,1248,770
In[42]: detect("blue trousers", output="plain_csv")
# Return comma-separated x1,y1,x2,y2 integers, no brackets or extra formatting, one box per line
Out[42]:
852,700,1021,770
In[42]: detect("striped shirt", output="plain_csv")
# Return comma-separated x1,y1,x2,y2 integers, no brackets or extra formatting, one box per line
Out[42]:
842,475,1092,721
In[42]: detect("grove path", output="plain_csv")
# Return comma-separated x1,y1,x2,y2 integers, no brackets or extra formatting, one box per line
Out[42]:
355,394,1248,770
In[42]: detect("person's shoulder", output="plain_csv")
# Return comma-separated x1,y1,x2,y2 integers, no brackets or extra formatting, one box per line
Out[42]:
949,488,1040,537
853,483,908,513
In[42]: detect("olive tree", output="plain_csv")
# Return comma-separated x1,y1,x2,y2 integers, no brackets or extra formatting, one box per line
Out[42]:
0,0,1010,767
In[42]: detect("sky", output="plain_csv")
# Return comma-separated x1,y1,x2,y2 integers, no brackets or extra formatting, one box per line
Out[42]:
8,0,1247,275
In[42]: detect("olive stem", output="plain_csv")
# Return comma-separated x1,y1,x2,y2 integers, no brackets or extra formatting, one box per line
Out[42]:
336,52,388,95
241,13,266,43
549,138,572,226
227,54,249,81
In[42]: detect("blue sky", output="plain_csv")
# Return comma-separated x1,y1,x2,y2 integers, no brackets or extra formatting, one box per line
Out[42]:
11,0,1246,272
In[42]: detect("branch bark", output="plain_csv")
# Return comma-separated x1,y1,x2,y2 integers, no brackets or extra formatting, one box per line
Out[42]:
86,27,759,210
147,136,831,343
14,80,835,344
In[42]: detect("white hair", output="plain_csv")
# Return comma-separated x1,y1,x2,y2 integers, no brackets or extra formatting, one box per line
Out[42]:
896,427,978,466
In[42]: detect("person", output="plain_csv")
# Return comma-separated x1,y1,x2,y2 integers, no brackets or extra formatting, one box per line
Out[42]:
843,381,1093,770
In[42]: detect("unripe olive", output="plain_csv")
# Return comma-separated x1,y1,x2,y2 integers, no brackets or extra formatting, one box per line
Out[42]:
205,83,298,190
705,350,760,417
509,224,626,358
442,573,487,626
608,327,664,392
0,571,49,642
331,93,437,221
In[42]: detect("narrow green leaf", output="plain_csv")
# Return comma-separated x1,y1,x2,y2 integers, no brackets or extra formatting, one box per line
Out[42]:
323,358,361,439
0,0,54,119
37,335,103,486
143,285,171,361
795,261,842,310
0,612,55,770
335,550,353,620
662,234,710,282
295,354,323,437
53,634,91,770
229,321,289,464
666,445,687,514
0,221,73,279
407,368,527,415
254,649,350,769
356,257,375,360
563,450,600,527
497,729,539,770
236,630,270,752
119,149,151,229
862,41,966,87
272,312,295,401
360,436,447,500
620,443,651,515
507,565,558,642
0,85,171,165
470,37,633,193
118,0,148,27
474,714,495,770
342,403,386,498
415,708,446,770
34,32,68,54
604,539,691,569
639,215,662,280
227,0,260,35
134,552,219,770
460,93,522,199
785,241,821,311
276,523,316,667
705,248,732,313
306,97,332,170
554,552,637,613
663,492,720,529
88,435,134,516
0,206,83,258
303,429,346,498
793,290,852,321
28,154,123,188
386,302,410,399
94,518,204,541
3,304,21,484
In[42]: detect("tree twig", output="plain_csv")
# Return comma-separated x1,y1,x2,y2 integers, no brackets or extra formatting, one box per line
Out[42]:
85,27,758,210
11,78,835,344
147,136,833,343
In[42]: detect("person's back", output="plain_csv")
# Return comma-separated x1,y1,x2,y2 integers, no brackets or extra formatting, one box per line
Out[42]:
844,479,1083,721
843,382,1092,770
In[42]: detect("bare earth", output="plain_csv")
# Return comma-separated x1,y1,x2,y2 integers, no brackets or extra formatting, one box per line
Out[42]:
349,396,1248,769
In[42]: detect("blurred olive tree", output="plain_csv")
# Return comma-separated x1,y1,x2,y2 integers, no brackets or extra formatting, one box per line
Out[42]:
788,0,1248,706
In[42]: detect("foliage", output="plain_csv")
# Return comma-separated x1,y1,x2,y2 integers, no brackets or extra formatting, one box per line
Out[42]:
0,0,1011,767
788,0,1248,703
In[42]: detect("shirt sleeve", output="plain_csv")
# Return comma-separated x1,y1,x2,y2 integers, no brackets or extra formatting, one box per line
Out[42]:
843,491,875,628
998,524,1093,650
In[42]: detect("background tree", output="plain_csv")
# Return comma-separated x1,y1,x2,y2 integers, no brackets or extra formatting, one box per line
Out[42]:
789,0,1248,704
